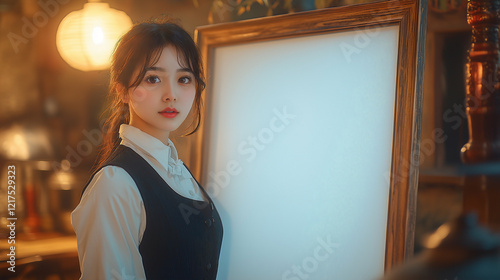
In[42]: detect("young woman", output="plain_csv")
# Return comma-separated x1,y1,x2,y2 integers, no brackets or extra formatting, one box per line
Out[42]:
72,19,223,280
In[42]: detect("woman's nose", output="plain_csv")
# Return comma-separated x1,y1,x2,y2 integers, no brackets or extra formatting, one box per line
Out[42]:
162,83,176,102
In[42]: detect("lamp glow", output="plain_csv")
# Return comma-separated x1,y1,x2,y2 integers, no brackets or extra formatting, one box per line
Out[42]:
56,0,132,71
92,27,104,44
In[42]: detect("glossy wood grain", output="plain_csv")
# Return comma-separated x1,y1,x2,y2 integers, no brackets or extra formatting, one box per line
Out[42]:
461,0,500,163
194,0,426,272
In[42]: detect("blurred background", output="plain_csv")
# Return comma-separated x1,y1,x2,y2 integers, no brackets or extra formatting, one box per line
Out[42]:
1,0,495,279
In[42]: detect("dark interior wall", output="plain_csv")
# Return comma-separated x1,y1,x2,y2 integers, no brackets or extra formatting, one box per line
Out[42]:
414,3,473,253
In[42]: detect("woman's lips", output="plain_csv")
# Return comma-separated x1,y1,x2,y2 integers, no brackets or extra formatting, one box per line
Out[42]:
159,107,178,118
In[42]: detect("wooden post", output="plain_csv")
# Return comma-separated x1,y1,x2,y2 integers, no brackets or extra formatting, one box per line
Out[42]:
461,0,500,163
461,0,500,230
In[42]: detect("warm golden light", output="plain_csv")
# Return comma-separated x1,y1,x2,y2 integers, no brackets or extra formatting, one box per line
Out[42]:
56,0,132,71
425,224,451,249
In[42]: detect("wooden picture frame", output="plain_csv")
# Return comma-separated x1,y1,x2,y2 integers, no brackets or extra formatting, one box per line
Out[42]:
189,0,427,278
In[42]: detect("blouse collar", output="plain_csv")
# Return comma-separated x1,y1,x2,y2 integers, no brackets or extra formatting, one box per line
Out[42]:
118,124,191,179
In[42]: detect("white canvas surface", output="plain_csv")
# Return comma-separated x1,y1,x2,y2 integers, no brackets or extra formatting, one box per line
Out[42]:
204,25,400,280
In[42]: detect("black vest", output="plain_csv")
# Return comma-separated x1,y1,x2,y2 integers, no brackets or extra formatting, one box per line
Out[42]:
82,145,223,280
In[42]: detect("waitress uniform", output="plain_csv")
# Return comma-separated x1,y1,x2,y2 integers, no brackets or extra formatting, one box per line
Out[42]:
72,124,223,280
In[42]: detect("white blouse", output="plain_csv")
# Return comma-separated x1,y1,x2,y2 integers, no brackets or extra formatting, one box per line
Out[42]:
71,124,205,280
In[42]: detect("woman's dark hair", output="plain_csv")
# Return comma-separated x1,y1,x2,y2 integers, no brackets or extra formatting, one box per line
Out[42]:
95,18,205,171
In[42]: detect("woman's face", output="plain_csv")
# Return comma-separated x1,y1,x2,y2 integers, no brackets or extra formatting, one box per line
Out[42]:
125,45,196,142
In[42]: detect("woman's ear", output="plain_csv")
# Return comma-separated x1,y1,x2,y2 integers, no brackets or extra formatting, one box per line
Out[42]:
117,84,129,103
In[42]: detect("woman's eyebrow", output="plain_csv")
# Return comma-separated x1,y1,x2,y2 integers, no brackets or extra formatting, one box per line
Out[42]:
144,66,192,74
145,66,166,72
177,67,193,74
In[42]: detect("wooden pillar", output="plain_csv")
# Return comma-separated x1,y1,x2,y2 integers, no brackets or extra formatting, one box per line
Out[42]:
461,0,500,163
461,0,500,229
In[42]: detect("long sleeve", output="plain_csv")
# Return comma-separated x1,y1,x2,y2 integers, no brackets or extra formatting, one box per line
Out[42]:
71,166,147,280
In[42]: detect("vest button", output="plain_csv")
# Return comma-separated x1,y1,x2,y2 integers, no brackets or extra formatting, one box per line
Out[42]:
205,218,213,227
206,263,212,270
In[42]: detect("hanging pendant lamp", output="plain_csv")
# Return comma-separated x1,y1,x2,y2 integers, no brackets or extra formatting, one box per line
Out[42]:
56,0,132,71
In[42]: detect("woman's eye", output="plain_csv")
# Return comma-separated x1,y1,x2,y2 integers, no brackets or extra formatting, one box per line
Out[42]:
145,75,160,84
179,76,192,84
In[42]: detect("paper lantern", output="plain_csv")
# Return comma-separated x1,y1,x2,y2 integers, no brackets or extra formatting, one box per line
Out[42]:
56,0,132,71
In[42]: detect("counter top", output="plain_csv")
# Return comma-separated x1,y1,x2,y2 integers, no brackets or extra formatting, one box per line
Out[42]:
0,234,79,279
1,234,77,261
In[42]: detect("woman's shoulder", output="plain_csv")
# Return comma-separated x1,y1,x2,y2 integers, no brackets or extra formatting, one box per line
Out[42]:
82,165,140,201
72,165,145,241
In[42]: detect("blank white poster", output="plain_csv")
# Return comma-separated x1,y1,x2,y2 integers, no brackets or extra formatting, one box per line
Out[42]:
204,25,399,280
